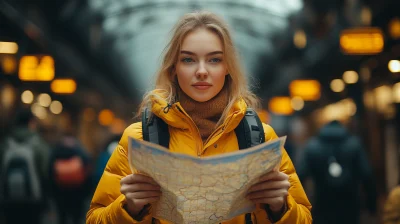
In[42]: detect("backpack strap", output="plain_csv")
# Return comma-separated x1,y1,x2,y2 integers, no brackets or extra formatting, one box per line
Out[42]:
141,108,170,149
235,108,265,150
235,108,264,224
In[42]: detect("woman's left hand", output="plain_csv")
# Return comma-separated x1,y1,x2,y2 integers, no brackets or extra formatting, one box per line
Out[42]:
246,171,290,213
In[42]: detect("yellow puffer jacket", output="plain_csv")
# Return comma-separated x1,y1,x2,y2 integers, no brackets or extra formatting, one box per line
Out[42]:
383,186,400,224
87,96,312,224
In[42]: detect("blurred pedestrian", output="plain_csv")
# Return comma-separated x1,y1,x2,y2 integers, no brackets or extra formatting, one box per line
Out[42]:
49,133,91,224
0,108,50,224
298,120,376,224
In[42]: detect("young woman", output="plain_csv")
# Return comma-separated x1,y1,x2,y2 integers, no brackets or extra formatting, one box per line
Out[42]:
86,11,312,224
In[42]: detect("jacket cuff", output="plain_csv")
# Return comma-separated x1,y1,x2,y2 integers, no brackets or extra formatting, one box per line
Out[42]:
112,195,153,224
264,201,288,222
275,194,298,224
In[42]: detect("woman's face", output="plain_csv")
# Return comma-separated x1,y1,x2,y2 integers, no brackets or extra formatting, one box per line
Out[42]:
175,28,228,102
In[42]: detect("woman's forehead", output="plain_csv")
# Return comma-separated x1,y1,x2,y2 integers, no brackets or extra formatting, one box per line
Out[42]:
180,29,223,54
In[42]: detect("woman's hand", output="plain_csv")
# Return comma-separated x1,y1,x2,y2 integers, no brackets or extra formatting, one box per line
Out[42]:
247,171,290,214
120,174,162,217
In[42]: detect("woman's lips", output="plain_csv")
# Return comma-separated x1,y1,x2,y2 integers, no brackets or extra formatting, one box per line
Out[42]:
192,82,212,90
193,85,211,90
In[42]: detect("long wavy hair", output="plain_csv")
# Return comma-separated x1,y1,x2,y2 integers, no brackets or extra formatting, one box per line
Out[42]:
137,11,259,125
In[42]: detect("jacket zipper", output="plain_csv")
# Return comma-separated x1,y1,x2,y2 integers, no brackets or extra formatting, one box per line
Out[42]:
203,111,238,149
175,105,203,156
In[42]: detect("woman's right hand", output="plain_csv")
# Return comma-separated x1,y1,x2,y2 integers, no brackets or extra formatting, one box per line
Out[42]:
120,174,162,217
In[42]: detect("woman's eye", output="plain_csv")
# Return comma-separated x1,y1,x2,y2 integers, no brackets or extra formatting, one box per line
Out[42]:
210,58,222,63
181,58,194,63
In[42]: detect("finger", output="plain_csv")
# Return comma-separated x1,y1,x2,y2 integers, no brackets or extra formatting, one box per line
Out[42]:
121,183,161,194
121,174,159,185
248,180,290,193
126,191,162,199
258,171,279,182
247,189,288,200
132,197,161,207
259,171,288,182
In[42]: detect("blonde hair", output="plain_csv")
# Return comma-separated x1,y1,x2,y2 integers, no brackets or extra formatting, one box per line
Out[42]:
137,11,259,124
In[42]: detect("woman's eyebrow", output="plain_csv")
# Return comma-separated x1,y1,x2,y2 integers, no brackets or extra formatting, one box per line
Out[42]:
180,50,223,56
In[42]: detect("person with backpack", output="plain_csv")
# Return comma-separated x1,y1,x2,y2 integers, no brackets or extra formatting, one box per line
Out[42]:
49,133,91,224
298,120,377,224
0,109,50,224
86,11,312,224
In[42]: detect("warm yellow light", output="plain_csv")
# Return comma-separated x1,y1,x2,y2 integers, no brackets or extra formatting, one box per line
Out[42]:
331,79,345,92
318,99,357,123
83,108,96,122
388,60,400,73
393,83,400,103
342,99,357,116
99,109,115,126
389,18,400,39
0,42,18,54
268,97,294,115
2,55,17,74
289,80,321,101
19,56,38,81
342,71,359,84
51,79,77,94
36,56,55,81
38,93,51,107
360,7,372,26
294,30,307,49
21,90,34,104
50,101,63,114
31,103,47,120
1,84,15,109
374,86,393,114
18,55,54,81
363,91,374,109
340,28,384,54
110,118,126,134
291,97,304,111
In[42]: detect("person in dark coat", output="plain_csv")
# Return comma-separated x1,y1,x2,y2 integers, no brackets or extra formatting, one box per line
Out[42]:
48,134,91,224
0,109,50,224
298,120,376,224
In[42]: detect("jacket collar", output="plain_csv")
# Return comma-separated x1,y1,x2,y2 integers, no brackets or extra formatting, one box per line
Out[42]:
149,90,247,133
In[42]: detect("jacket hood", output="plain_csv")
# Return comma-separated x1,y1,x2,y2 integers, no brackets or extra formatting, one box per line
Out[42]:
149,89,247,133
318,120,348,141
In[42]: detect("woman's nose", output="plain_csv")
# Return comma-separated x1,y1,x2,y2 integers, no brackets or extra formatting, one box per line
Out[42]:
196,62,208,79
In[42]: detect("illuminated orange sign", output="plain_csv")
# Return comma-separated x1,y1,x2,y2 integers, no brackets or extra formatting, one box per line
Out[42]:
19,55,55,81
51,79,77,94
289,80,321,101
340,28,384,55
268,97,294,116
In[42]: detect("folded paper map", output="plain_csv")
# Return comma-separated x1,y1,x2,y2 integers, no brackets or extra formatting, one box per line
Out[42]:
128,136,286,224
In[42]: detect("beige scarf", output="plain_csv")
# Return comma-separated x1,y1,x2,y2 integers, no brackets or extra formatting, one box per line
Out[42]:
178,86,229,143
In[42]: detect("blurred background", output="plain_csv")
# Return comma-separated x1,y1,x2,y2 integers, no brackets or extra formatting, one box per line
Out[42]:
1,0,400,223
